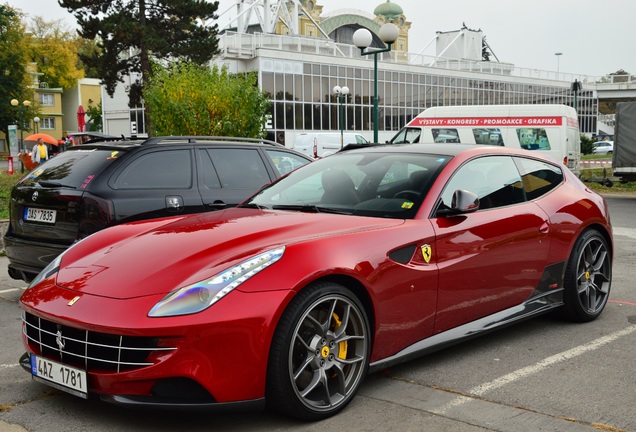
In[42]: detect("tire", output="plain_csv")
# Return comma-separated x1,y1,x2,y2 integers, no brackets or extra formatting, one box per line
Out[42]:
266,282,370,420
562,229,611,322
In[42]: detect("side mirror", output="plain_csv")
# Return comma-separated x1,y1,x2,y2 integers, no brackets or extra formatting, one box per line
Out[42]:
437,189,480,216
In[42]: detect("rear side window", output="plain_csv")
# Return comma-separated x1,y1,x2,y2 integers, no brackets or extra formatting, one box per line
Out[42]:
113,149,192,189
473,128,503,145
517,128,551,150
206,148,270,189
432,128,460,143
19,149,122,188
264,149,310,176
514,157,563,200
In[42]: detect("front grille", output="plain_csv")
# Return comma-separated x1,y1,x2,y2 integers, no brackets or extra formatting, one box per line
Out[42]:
23,312,176,373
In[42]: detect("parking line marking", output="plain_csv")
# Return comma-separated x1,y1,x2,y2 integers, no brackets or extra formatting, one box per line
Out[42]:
432,325,636,415
609,299,636,306
0,288,25,294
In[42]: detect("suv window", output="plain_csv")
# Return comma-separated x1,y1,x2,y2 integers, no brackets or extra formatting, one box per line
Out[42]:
205,148,270,189
264,149,309,176
19,149,119,188
113,149,192,189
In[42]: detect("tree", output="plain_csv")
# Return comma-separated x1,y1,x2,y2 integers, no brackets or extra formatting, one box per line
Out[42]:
143,62,270,137
85,101,102,132
0,5,32,138
27,16,84,89
59,0,220,106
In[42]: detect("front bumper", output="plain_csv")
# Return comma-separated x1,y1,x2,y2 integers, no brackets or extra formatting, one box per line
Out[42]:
20,285,295,407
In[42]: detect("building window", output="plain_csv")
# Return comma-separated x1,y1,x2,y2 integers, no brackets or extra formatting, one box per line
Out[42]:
39,94,55,106
41,117,55,130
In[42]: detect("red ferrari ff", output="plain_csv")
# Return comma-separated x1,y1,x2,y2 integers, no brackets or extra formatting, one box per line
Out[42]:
19,143,613,420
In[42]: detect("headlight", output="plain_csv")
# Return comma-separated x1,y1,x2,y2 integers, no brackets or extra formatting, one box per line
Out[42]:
28,253,64,289
148,246,285,317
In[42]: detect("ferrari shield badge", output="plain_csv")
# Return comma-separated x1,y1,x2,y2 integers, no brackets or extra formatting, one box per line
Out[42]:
421,245,432,263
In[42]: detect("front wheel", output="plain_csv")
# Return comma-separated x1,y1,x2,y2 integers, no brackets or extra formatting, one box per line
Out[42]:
266,282,370,420
562,229,612,322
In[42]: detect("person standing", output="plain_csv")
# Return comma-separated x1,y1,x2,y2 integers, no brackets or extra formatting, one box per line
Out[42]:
31,137,49,165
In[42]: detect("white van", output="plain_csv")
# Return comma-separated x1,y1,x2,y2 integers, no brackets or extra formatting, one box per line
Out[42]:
293,132,369,159
390,104,581,174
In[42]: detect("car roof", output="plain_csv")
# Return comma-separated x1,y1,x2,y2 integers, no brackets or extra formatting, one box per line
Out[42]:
341,142,532,158
66,136,312,158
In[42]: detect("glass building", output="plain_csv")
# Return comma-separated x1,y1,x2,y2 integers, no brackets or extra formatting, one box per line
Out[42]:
215,30,597,146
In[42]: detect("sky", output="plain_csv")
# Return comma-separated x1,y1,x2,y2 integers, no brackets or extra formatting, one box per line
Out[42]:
6,0,636,78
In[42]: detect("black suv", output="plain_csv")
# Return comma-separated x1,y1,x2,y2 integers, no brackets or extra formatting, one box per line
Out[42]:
4,136,312,282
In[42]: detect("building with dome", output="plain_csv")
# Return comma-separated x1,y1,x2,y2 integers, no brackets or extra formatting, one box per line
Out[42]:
103,0,600,145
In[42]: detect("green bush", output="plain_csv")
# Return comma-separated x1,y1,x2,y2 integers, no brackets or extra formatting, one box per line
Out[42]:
0,171,19,220
580,134,594,155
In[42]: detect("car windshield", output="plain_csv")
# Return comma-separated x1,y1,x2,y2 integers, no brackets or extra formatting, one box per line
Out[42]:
18,148,124,188
247,151,450,219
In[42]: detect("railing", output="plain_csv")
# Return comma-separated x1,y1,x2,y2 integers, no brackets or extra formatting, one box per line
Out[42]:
217,31,636,87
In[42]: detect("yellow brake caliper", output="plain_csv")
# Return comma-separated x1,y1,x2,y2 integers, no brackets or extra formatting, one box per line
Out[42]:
332,313,348,359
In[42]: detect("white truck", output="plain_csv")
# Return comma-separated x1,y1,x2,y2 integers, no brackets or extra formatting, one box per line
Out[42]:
293,132,369,159
390,104,581,175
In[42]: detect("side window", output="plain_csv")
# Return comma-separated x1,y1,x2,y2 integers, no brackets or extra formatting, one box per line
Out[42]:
198,149,221,189
355,135,369,144
264,149,310,176
514,157,563,200
390,127,421,144
432,128,460,143
473,128,504,145
208,148,270,189
517,128,551,150
114,150,191,189
440,156,525,210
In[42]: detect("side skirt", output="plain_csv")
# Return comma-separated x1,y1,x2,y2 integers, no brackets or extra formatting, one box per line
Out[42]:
368,287,564,374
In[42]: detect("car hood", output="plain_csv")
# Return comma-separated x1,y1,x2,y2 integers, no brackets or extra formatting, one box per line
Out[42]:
55,208,403,299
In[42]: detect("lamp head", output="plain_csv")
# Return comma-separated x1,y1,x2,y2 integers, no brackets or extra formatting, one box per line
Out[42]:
333,85,341,94
352,28,373,50
379,23,399,45
341,86,350,95
33,116,40,123
23,100,31,107
11,99,18,107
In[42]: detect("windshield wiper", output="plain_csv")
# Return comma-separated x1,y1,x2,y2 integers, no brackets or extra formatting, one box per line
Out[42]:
272,204,353,215
37,180,77,189
238,202,271,210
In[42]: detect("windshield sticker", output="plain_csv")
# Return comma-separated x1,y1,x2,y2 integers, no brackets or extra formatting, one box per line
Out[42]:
401,201,414,209
80,175,95,189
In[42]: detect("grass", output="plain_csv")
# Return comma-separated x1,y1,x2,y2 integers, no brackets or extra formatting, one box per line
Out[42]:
0,171,20,220
580,168,636,194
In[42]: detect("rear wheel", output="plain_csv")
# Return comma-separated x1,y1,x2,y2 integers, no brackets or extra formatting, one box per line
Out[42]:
562,229,611,322
266,282,370,420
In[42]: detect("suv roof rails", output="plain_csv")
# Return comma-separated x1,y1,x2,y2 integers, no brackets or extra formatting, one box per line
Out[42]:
142,136,282,147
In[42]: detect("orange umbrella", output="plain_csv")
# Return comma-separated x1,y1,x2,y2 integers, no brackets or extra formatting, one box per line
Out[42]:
23,133,59,150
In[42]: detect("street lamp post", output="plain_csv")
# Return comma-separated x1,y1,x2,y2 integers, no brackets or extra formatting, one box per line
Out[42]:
11,99,32,172
353,23,399,143
555,52,563,76
33,116,40,134
333,85,350,148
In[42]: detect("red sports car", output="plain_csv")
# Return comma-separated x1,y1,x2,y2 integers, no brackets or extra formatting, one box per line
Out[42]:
19,143,613,420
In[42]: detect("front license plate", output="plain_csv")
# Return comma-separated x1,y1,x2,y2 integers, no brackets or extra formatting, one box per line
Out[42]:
30,354,87,399
24,207,57,224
